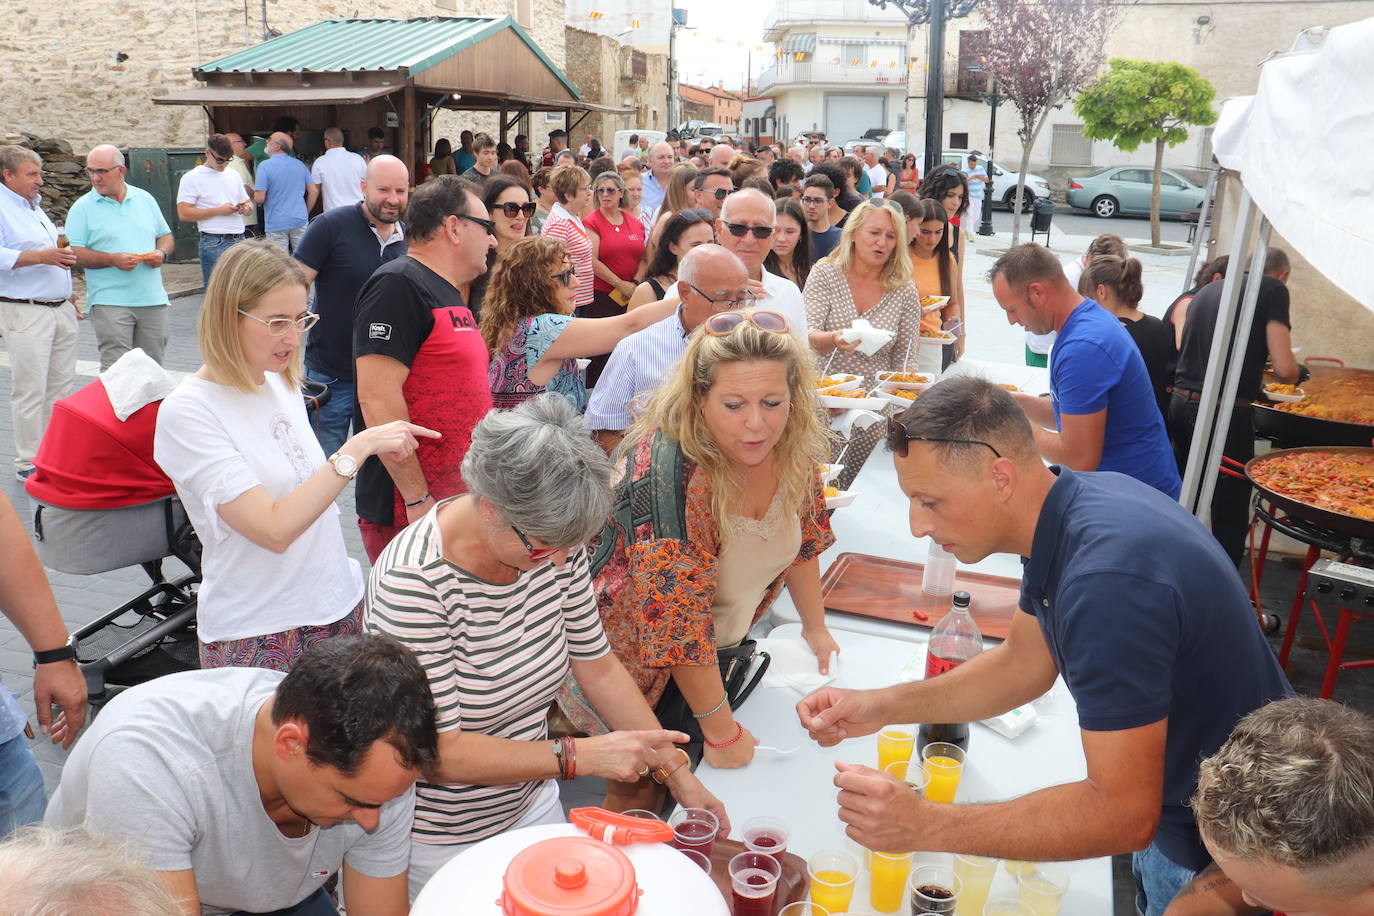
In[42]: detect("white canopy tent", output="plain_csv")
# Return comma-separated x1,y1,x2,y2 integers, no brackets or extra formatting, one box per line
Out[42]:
1178,17,1374,519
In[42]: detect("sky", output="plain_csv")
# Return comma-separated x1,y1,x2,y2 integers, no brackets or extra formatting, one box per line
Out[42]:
672,0,776,92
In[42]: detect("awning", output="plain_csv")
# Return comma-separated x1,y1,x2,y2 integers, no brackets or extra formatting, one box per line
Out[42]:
153,84,400,107
778,33,817,54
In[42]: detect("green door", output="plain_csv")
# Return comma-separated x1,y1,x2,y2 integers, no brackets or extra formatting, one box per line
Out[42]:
124,148,205,262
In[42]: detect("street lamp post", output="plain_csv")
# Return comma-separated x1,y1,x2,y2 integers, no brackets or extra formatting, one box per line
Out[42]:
968,60,999,236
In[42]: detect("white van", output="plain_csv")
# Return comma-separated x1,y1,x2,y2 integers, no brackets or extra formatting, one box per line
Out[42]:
613,129,667,161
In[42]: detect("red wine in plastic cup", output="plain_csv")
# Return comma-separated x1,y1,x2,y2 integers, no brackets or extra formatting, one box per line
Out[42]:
670,809,719,857
742,815,790,862
729,852,781,916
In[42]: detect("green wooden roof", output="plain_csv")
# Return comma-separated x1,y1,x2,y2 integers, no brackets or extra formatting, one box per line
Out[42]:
195,16,579,99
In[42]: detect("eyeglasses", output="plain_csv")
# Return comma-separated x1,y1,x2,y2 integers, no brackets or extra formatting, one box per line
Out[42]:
207,153,229,165
457,213,497,235
686,284,757,311
698,187,732,200
800,195,829,207
721,221,774,240
237,310,322,336
594,187,621,196
550,268,576,287
84,166,122,177
702,309,789,336
511,524,558,563
886,418,1003,459
495,201,538,218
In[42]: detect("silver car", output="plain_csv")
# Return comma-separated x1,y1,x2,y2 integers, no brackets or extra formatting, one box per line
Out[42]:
1066,166,1206,219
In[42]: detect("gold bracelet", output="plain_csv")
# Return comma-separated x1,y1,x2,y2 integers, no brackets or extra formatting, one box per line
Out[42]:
650,747,691,785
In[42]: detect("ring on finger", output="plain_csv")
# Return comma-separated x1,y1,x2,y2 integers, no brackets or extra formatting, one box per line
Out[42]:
638,764,651,778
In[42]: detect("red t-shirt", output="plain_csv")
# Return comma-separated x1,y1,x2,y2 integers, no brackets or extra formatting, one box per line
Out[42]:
352,257,492,526
584,209,646,294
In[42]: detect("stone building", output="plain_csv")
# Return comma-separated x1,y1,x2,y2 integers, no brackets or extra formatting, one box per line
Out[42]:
678,84,742,131
563,27,669,149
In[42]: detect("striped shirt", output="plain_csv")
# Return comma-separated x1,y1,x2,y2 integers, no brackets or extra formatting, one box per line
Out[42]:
540,204,594,309
583,308,689,432
364,502,610,845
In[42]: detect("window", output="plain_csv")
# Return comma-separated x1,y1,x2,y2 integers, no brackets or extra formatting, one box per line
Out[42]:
949,132,969,149
1159,171,1185,189
513,0,532,27
1049,124,1092,166
956,30,989,96
1112,168,1151,183
842,43,867,68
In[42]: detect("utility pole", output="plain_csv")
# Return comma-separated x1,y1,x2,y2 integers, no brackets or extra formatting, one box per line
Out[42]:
668,8,690,133
871,0,980,176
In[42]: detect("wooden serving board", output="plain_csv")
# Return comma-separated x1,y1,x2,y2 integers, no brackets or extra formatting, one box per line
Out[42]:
708,837,807,914
820,552,1024,640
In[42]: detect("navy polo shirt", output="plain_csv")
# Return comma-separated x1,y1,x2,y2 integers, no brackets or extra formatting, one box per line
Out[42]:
1019,468,1291,871
1051,299,1181,499
294,203,406,381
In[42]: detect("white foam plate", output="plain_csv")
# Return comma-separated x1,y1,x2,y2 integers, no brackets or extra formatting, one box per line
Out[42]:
875,371,936,391
920,295,950,314
819,393,888,411
824,490,857,510
820,463,844,485
876,387,922,408
920,332,958,347
1264,387,1306,403
816,373,862,393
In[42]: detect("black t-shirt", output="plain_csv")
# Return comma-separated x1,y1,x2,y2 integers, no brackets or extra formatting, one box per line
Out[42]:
294,204,407,381
1174,275,1290,401
837,189,865,212
809,225,841,262
459,166,492,186
1120,314,1175,418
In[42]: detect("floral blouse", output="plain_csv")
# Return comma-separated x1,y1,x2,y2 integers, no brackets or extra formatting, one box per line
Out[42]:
557,432,835,734
488,313,587,412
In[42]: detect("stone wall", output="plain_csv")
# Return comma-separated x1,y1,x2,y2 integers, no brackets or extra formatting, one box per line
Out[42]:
563,27,668,151
0,133,88,225
1,0,569,159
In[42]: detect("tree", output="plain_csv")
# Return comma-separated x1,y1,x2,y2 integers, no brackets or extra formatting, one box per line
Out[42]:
979,0,1121,245
1075,59,1218,247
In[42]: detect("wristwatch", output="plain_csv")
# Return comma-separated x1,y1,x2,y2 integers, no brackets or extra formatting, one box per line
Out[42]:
328,451,358,480
34,635,78,666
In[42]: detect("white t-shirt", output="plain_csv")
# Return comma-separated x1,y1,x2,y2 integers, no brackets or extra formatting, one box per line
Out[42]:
153,371,363,643
45,668,414,916
311,147,367,212
866,163,890,199
176,164,248,234
760,269,810,343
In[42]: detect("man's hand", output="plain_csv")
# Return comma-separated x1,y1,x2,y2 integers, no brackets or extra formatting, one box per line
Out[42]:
35,246,78,268
834,761,928,851
219,201,240,217
33,658,87,748
796,686,886,746
236,200,254,216
112,252,140,271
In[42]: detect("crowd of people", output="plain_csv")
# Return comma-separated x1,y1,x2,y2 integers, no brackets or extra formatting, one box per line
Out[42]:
0,121,1357,916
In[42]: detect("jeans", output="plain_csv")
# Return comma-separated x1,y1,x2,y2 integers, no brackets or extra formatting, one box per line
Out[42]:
0,733,47,838
266,226,306,254
231,887,337,916
1133,841,1200,916
199,232,244,285
305,368,355,458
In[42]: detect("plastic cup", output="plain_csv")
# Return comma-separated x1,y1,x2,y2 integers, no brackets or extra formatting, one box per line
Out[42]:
908,864,962,914
921,742,967,804
877,725,916,773
680,847,712,873
868,850,913,913
983,900,1034,916
742,815,790,860
730,850,783,916
952,855,997,916
780,903,831,916
669,807,719,857
1016,866,1069,916
808,850,860,913
883,759,931,794
621,808,663,820
922,543,957,596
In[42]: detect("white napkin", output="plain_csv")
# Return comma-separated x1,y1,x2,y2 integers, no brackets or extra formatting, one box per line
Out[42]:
838,317,895,357
100,348,177,421
756,636,838,693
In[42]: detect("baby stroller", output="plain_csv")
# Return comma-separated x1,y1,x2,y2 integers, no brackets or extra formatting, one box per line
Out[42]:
25,378,203,708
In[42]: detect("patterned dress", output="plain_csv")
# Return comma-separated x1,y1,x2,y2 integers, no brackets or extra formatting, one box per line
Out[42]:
557,432,835,734
488,313,588,412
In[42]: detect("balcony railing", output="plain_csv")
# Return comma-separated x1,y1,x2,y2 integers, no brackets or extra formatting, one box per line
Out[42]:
763,0,906,38
755,60,908,93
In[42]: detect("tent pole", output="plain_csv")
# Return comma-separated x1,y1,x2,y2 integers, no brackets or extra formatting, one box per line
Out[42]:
1179,187,1257,516
1183,160,1221,294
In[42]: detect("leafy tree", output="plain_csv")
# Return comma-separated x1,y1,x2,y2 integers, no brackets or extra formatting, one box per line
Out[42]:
1075,58,1217,247
979,0,1121,245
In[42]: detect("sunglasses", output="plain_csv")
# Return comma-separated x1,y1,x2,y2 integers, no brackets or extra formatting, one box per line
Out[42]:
496,201,538,218
721,221,774,240
594,187,621,196
550,268,576,287
457,213,497,235
698,187,731,200
237,310,322,337
885,418,1003,459
702,309,789,336
207,153,229,165
511,524,558,563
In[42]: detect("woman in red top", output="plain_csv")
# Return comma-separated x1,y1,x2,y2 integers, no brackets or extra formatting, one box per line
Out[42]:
897,153,920,193
583,170,647,385
539,164,595,314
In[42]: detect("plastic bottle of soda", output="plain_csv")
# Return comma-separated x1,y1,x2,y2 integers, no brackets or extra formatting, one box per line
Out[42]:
917,590,983,754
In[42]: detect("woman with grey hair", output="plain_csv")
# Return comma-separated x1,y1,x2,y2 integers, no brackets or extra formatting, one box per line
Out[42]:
365,394,726,899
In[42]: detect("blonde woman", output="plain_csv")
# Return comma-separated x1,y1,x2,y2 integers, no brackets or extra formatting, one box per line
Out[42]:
559,310,838,807
153,241,433,670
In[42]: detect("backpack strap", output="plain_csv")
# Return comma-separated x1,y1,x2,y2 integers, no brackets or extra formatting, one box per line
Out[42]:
586,432,693,577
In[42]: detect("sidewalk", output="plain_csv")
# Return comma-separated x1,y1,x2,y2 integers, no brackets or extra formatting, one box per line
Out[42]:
69,260,204,305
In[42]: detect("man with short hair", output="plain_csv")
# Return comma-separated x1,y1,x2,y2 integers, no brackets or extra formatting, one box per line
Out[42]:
715,189,807,341
863,146,890,199
0,145,81,481
810,162,853,230
1165,698,1374,916
67,144,174,368
255,132,319,254
247,115,300,170
295,155,409,457
839,155,870,208
541,129,567,168
798,377,1291,916
992,243,1181,498
352,175,495,561
459,132,498,186
1170,248,1298,564
362,126,388,162
47,634,438,916
176,134,251,284
513,133,531,170
963,154,989,231
709,142,735,170
690,167,735,221
584,244,751,451
618,133,639,161
769,158,805,198
637,134,651,158
755,144,776,166
801,173,841,260
553,148,577,169
807,145,824,173
641,141,676,219
223,133,258,236
311,127,366,212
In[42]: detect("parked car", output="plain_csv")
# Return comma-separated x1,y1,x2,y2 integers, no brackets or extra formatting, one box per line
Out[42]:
794,130,828,147
939,149,1052,213
1066,166,1207,219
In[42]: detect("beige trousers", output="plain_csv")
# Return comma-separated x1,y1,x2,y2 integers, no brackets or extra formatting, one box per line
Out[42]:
0,301,79,471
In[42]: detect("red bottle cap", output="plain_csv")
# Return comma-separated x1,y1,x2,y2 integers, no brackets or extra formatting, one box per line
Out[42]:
499,835,642,916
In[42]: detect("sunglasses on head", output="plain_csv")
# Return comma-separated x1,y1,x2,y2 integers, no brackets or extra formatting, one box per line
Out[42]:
885,418,1003,459
702,309,789,336
496,201,538,218
721,221,774,240
511,523,558,563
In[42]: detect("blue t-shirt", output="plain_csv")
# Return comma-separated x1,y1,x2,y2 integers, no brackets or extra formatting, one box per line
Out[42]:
963,166,988,201
294,203,407,381
1020,468,1292,871
255,153,314,232
1050,299,1181,498
65,185,172,307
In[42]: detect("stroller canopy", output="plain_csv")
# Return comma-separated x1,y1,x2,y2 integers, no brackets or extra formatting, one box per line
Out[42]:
26,379,175,510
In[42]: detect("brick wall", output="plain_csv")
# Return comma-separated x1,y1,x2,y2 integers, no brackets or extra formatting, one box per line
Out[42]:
563,27,668,152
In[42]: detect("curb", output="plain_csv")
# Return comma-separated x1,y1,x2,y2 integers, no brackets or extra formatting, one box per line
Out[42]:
169,287,206,300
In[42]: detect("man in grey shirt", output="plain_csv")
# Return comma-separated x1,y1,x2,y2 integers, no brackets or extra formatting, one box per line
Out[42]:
46,635,438,915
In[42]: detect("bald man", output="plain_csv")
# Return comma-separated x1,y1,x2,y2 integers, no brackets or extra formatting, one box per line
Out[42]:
254,131,318,253
311,126,366,212
294,155,409,455
716,189,807,342
640,141,676,219
709,143,735,170
67,144,174,368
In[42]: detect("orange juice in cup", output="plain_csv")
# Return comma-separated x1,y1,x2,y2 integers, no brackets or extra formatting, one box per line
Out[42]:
808,850,858,913
876,725,916,773
868,850,913,913
921,741,966,804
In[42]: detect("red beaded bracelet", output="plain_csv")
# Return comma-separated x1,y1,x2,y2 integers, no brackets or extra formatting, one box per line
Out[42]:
704,721,745,749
